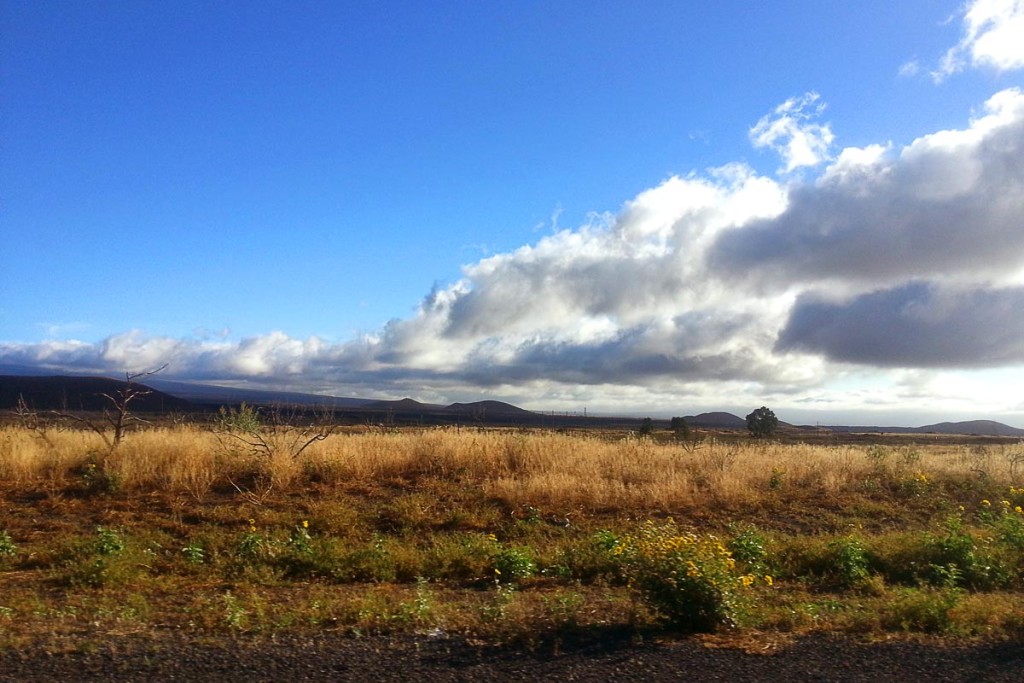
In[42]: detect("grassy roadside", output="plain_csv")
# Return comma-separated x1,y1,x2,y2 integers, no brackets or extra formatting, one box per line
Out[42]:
1,422,1023,649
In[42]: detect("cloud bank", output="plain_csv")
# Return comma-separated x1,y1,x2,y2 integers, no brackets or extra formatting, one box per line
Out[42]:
4,84,1024,415
6,3,1024,415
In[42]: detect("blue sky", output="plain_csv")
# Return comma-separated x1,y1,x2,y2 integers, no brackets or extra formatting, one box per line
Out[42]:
3,1,1024,425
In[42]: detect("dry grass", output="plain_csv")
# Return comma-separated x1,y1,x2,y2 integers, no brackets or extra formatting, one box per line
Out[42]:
2,424,1020,513
2,423,1023,645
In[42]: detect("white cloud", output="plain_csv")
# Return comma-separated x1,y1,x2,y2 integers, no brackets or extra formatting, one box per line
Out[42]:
4,90,1024,420
749,92,835,172
713,88,1024,289
935,0,1024,80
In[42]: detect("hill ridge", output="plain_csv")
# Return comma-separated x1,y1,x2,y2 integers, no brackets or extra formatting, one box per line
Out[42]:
2,374,1022,434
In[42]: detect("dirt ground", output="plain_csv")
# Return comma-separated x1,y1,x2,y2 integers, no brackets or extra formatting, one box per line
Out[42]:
2,630,1022,682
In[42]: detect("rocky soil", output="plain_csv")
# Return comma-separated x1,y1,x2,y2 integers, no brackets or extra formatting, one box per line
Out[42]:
2,630,1022,682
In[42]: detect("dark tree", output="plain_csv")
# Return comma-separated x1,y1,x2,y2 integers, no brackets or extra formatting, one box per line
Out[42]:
746,406,779,438
638,417,654,436
670,416,690,439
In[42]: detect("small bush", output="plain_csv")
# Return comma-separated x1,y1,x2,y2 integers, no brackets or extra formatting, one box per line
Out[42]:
924,514,1007,590
181,542,205,565
94,526,126,556
493,546,536,582
236,520,271,562
79,460,121,496
410,532,489,582
984,495,1024,551
727,524,771,575
879,587,962,633
60,526,139,588
828,536,871,588
544,531,621,583
616,519,755,632
0,530,16,557
332,536,396,583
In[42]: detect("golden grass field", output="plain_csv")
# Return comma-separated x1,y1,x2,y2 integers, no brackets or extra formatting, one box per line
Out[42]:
4,424,1019,510
1,421,1023,647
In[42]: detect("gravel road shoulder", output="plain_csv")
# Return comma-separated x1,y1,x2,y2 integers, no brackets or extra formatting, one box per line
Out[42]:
2,630,1022,682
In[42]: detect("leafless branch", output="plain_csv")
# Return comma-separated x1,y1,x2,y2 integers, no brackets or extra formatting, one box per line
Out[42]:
49,364,168,452
12,395,57,450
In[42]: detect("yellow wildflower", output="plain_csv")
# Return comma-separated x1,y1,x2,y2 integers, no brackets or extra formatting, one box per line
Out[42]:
981,499,991,507
302,520,309,529
764,575,773,586
740,575,755,588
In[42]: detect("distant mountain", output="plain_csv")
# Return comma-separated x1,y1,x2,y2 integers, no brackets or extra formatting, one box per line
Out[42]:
679,412,1024,436
823,420,1024,437
445,400,536,416
0,364,53,377
0,375,191,412
685,412,747,429
365,397,448,411
4,373,1022,434
146,379,375,409
917,420,1024,436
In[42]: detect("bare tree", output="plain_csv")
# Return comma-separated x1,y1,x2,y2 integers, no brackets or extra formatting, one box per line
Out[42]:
13,395,56,450
59,365,167,452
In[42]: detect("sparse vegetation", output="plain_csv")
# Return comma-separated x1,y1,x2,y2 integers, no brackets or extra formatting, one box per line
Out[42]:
0,421,1023,648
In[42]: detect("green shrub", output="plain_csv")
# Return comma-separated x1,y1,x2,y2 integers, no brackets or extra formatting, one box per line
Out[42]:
0,530,17,558
287,520,314,555
420,532,496,582
828,536,871,588
236,520,270,562
181,542,205,565
727,524,771,575
94,526,126,556
983,494,1024,551
217,402,261,433
493,546,536,582
547,530,622,583
615,519,758,632
774,534,872,589
60,527,139,588
924,514,1007,589
332,536,396,583
879,587,962,633
80,460,121,496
